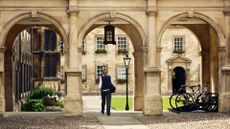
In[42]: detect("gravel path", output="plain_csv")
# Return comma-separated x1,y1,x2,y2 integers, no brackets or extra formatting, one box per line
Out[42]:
0,115,103,129
135,112,230,129
1,112,230,129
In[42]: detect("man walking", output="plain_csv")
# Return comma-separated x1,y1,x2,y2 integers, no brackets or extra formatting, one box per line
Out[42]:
98,67,113,116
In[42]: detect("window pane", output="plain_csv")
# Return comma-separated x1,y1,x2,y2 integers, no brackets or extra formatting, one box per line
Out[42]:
96,65,103,79
117,66,126,80
44,53,59,77
50,31,57,51
44,30,57,51
82,65,87,81
96,36,105,51
44,30,50,51
118,36,127,51
174,36,184,53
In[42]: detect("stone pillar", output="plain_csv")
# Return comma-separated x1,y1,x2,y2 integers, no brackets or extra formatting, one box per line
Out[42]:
147,11,157,67
144,0,162,115
133,51,144,111
64,1,82,116
0,48,5,117
219,4,230,112
144,67,162,115
64,69,82,115
223,0,230,65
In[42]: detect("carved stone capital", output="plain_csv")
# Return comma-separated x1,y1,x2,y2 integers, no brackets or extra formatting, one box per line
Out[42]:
156,47,162,53
224,6,230,16
67,6,79,15
65,68,81,76
222,65,230,74
0,48,5,53
144,66,161,74
217,46,226,52
146,10,157,16
141,46,148,53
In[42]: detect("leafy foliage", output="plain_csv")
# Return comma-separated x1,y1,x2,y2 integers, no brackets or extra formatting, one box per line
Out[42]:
22,86,64,112
29,87,55,99
22,99,45,112
55,99,64,108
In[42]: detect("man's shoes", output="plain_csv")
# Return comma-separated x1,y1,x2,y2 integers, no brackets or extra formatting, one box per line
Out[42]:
107,113,110,116
101,111,104,114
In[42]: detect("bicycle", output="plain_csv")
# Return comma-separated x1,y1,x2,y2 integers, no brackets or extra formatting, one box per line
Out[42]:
194,84,218,112
169,84,198,111
172,83,218,112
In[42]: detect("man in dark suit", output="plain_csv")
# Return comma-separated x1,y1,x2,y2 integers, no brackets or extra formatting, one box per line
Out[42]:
98,67,112,116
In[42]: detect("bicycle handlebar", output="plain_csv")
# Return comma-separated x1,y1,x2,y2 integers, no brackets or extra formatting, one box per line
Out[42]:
180,84,201,93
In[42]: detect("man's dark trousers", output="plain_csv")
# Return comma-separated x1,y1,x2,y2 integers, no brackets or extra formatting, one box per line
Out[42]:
101,90,111,115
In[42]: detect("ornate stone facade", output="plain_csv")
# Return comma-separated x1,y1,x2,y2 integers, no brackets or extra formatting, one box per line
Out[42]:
0,0,229,116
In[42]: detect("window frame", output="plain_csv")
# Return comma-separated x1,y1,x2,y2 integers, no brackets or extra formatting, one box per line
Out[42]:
95,64,107,83
82,65,87,82
172,35,185,53
116,65,126,84
95,35,106,53
117,35,128,53
44,53,60,78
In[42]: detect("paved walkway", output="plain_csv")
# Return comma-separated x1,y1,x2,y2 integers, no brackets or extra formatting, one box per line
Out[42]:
2,96,230,129
83,95,150,129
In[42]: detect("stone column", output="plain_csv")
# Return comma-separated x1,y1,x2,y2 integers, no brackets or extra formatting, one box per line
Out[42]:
219,3,230,112
0,48,5,117
144,67,162,115
0,11,5,116
133,51,144,111
64,1,83,116
218,46,225,93
144,0,162,115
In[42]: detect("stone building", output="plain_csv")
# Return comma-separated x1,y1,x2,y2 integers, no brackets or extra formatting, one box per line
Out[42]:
82,26,201,96
82,27,134,95
31,27,63,91
0,0,230,116
161,26,201,95
10,28,33,111
10,27,63,111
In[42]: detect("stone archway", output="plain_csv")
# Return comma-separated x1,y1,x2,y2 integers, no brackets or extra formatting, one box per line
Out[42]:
78,12,146,111
158,12,225,111
0,13,68,113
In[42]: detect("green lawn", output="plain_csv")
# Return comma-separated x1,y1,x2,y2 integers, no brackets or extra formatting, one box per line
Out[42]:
111,96,170,111
111,97,133,111
162,97,171,110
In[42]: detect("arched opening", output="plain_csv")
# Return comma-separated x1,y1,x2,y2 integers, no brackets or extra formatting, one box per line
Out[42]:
161,26,200,95
79,13,146,112
3,16,67,112
172,67,186,93
159,14,222,111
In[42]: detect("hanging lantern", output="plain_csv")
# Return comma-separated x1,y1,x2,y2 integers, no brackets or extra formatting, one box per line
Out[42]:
103,22,116,45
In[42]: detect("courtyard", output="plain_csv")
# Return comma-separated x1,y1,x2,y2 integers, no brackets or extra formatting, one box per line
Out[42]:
1,110,230,129
0,96,230,129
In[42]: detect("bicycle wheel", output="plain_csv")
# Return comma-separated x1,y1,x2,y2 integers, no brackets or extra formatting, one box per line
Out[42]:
175,93,194,111
169,94,177,110
203,93,218,112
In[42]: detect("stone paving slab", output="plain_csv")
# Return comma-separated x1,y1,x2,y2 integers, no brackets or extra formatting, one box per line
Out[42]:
98,116,149,129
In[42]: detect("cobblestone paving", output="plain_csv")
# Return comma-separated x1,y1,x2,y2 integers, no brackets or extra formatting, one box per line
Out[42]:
0,115,103,129
135,112,230,129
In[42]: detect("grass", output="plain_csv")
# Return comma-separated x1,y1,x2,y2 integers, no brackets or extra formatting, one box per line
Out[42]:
162,97,171,110
111,97,133,111
111,96,171,111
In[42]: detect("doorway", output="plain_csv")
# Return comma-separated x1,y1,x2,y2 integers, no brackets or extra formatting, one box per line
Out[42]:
172,67,186,93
